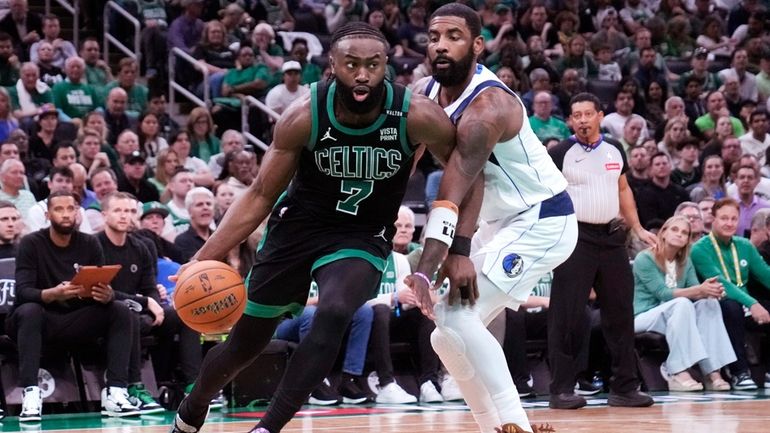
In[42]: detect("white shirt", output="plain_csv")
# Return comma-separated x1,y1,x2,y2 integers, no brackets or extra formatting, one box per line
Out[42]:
601,112,648,144
719,68,759,102
26,199,94,234
739,132,770,166
265,84,309,115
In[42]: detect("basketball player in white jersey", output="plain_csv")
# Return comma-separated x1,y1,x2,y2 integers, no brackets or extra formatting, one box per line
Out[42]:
406,4,578,433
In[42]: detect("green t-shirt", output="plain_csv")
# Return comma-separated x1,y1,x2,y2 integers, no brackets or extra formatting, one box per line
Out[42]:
694,114,745,136
191,135,220,163
51,80,101,119
301,63,322,85
528,115,571,142
691,234,770,307
7,85,53,111
105,81,148,118
215,64,273,108
0,62,19,87
632,249,700,315
85,64,109,87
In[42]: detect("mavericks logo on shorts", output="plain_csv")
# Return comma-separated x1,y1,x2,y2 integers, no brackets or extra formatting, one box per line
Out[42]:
502,253,524,278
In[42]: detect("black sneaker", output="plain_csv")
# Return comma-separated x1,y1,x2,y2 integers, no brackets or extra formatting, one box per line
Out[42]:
731,372,758,390
514,381,535,398
549,392,586,409
339,377,371,404
574,378,602,396
308,380,341,406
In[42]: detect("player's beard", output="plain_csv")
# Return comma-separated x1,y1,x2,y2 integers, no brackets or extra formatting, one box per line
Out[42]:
335,79,386,115
432,48,476,87
51,219,76,235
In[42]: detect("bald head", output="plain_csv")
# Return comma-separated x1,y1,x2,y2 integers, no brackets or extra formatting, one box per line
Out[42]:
107,87,128,115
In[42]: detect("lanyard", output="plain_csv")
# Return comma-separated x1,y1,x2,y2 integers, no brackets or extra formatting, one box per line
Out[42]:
709,233,743,286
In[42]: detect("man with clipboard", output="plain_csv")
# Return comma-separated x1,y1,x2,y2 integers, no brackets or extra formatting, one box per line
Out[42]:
6,190,141,421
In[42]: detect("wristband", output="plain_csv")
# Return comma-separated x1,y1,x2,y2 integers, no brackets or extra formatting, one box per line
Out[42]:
449,235,472,256
424,201,458,246
413,272,432,288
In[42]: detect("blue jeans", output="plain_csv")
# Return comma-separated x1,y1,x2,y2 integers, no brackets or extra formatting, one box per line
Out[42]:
275,304,373,375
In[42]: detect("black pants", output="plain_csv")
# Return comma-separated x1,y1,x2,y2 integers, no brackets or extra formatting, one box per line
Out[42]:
181,258,380,433
720,298,770,375
6,302,133,387
370,304,440,387
128,305,202,385
548,223,639,394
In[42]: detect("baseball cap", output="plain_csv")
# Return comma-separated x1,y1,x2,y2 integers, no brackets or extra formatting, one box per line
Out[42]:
126,150,146,164
693,47,709,59
141,201,170,220
494,4,511,13
36,103,58,121
281,60,302,73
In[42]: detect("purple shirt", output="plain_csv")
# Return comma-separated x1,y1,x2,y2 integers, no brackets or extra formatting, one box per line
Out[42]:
167,14,204,53
736,195,770,238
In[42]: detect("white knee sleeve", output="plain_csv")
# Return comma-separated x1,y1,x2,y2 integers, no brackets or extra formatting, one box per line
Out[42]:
431,325,475,381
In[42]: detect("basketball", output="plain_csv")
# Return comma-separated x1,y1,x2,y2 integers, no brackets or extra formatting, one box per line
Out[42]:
174,260,247,334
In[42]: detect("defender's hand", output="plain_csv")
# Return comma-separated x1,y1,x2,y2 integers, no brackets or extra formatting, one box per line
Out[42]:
438,254,478,307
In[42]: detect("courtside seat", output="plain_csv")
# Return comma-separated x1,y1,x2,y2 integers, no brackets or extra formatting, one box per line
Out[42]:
635,332,668,392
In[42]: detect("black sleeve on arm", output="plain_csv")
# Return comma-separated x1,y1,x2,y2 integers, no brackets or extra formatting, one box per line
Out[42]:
14,234,43,304
137,241,161,304
548,139,574,171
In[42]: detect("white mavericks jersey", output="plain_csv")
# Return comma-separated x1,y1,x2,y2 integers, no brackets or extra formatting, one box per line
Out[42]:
424,64,568,222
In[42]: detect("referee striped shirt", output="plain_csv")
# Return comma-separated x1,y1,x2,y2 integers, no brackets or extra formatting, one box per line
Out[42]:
548,135,628,224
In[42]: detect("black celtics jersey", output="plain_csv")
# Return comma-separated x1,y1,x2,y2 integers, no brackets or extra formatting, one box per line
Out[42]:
286,79,416,227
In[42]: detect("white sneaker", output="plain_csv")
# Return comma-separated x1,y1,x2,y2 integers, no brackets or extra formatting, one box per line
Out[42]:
375,382,417,404
441,375,463,401
101,386,141,417
19,386,42,422
420,381,443,403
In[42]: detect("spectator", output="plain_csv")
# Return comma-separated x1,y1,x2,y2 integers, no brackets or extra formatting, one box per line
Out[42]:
173,186,214,263
636,152,692,229
392,205,420,255
691,198,770,390
138,0,170,79
733,164,770,238
529,90,570,142
0,200,20,258
751,209,770,252
52,56,100,120
191,20,235,99
212,181,234,225
625,27,670,79
620,117,646,152
165,167,194,233
521,35,559,84
590,8,629,55
218,2,246,46
594,44,622,83
104,87,137,146
757,50,770,101
185,107,219,164
169,129,213,187
658,117,689,159
548,93,655,410
28,15,75,69
80,37,112,89
106,58,148,118
216,149,256,200
694,91,745,139
77,127,111,179
643,81,667,131
691,154,727,202
118,150,160,204
266,61,310,115
208,129,244,179
739,110,770,165
114,130,140,171
7,190,139,421
728,154,770,200
0,31,19,86
25,165,93,234
213,45,270,120
288,37,322,86
137,111,167,171
633,215,734,392
325,0,369,35
661,15,694,59
634,48,667,99
147,90,179,140
620,0,653,34
521,68,561,117
0,0,42,62
682,77,707,123
0,158,34,217
555,68,584,116
9,62,51,119
602,90,649,142
545,10,579,59
670,137,702,189
678,48,722,96
719,49,758,103
397,3,427,60
0,86,17,141
69,162,97,209
675,201,709,242
167,0,205,55
627,145,651,192
148,147,179,200
722,72,749,118
34,40,64,88
84,167,118,232
699,197,716,232
555,35,598,79
250,23,284,75
727,0,760,36
696,16,737,60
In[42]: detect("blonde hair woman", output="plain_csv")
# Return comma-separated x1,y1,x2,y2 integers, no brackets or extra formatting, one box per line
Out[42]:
633,215,736,391
186,107,220,164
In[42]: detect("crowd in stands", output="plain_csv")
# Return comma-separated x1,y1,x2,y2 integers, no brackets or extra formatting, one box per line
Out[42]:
0,0,769,424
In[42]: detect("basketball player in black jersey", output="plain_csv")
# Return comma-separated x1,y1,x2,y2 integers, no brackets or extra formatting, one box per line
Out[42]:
169,23,457,433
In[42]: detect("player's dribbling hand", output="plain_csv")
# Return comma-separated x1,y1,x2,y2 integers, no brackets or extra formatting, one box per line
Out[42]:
438,255,479,307
169,259,199,283
404,273,435,320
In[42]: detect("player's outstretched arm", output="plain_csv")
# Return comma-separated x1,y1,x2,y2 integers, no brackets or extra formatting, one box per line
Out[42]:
188,97,311,265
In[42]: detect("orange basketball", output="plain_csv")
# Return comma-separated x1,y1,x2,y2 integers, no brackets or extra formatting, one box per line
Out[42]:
174,260,247,334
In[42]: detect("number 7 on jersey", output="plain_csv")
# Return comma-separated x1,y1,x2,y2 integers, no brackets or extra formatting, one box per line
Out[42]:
336,180,374,215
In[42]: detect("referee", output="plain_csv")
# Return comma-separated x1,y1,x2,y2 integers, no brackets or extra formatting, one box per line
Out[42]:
547,93,656,409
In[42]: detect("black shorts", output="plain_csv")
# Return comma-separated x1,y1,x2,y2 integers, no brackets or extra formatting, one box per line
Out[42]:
243,196,394,318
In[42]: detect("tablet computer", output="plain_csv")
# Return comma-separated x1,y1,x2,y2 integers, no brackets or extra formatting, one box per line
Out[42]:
70,265,122,297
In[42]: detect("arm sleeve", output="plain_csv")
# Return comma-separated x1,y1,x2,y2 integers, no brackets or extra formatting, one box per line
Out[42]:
14,235,43,304
633,251,675,303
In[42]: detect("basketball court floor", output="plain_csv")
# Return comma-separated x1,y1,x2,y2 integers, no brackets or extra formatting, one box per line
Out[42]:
1,391,769,433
